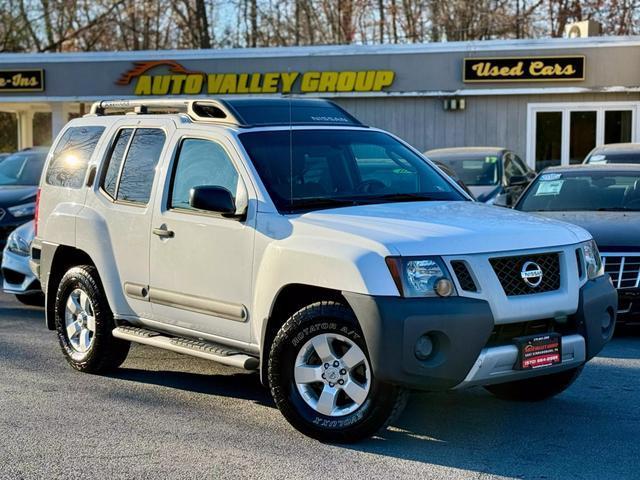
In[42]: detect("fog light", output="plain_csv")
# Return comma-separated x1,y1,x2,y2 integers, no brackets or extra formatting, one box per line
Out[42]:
415,335,434,360
435,278,454,297
601,311,613,332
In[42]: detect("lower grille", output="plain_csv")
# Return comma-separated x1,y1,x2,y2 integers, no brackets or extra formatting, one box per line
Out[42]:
490,252,561,296
602,254,640,290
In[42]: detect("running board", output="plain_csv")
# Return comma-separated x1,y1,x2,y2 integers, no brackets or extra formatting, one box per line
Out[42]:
112,326,259,370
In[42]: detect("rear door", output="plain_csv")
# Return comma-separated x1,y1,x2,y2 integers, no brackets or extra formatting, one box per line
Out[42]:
82,119,174,319
147,130,256,344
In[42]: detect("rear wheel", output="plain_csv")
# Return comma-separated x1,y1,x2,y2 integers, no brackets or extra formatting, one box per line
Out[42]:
268,301,408,443
54,265,130,373
484,366,583,402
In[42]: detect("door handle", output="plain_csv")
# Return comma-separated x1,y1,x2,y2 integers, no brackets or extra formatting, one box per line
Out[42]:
153,225,174,238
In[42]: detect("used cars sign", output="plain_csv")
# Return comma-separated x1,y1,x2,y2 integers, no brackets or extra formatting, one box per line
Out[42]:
463,56,585,82
0,69,45,92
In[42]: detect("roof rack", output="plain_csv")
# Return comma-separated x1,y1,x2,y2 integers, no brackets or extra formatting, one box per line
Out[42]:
88,99,243,126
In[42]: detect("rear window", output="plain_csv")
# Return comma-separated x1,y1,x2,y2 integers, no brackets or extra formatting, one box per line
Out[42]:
101,128,165,205
434,155,501,186
46,126,105,188
586,152,640,164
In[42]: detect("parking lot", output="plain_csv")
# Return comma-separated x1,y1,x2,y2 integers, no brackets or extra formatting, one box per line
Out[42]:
0,291,637,480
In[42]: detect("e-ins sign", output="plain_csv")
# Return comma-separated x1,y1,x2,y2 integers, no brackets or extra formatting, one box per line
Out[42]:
0,69,45,92
117,61,394,95
463,56,585,82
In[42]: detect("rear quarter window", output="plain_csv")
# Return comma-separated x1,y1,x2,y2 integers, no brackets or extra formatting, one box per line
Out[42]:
45,126,105,188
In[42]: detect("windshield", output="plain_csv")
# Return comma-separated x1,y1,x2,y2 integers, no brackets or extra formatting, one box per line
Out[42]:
431,155,500,186
586,152,640,164
239,129,465,212
516,171,640,212
0,151,46,186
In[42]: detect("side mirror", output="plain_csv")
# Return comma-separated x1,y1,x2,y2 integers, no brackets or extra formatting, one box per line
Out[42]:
189,186,236,215
508,175,529,187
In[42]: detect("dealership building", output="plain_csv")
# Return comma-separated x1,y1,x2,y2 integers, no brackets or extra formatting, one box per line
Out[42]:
0,35,639,170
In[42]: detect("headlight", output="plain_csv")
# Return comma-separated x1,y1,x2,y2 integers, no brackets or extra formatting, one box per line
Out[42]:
386,256,457,297
8,202,36,218
582,240,604,280
6,230,30,256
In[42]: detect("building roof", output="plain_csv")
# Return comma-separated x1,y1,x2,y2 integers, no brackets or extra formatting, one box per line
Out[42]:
1,36,639,64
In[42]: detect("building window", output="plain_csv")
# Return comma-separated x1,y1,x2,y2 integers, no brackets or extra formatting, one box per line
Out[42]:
604,110,632,144
535,112,562,171
569,111,596,164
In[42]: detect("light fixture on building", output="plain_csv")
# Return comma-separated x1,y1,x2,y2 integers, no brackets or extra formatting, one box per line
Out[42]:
443,97,465,111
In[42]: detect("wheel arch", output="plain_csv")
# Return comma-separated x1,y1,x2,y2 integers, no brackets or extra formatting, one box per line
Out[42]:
44,245,97,330
259,283,349,386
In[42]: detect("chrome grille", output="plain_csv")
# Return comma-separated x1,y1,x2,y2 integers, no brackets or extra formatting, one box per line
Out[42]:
602,254,640,290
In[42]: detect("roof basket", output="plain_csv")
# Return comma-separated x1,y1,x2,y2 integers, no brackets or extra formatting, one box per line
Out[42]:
88,99,243,125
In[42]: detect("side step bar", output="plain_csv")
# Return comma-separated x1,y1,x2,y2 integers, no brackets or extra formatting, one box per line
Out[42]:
112,326,259,370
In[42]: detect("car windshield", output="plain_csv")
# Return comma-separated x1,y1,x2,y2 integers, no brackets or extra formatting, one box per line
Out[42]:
586,151,640,164
430,154,500,186
0,151,47,186
516,171,640,212
239,129,465,212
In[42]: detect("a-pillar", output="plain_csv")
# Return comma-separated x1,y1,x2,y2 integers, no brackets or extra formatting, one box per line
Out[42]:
17,110,34,149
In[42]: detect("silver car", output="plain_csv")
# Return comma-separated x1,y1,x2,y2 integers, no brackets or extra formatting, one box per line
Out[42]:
2,220,43,306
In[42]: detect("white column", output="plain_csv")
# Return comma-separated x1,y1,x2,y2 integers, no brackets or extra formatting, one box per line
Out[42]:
50,102,68,140
17,111,34,150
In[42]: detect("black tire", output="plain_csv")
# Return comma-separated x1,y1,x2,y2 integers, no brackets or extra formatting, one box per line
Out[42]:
268,300,408,443
54,265,130,373
484,366,583,402
15,292,45,307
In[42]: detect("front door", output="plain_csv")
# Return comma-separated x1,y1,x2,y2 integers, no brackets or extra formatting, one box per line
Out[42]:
148,133,255,344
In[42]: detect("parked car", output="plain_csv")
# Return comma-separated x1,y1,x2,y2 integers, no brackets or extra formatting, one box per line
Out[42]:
425,147,535,206
433,161,475,199
0,153,11,162
584,143,640,165
33,98,616,443
0,147,48,248
515,164,640,325
2,220,42,305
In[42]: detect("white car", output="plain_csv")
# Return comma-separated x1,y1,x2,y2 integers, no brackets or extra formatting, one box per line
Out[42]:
32,98,617,443
2,220,43,305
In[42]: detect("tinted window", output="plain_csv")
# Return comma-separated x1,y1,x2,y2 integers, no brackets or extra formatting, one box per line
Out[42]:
116,129,165,204
171,139,238,210
240,129,462,212
0,151,47,186
517,171,640,212
435,155,500,186
46,126,105,188
102,129,133,198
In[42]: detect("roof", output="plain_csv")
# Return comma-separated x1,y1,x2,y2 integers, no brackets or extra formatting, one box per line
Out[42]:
424,147,507,158
1,36,638,64
543,164,640,173
590,143,640,153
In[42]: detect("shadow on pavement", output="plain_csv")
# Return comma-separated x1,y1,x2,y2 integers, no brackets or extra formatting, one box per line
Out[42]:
108,367,275,408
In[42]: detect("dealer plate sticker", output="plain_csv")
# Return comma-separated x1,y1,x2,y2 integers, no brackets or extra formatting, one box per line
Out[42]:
514,333,562,370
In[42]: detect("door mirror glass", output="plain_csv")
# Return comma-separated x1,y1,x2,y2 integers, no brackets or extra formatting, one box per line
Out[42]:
189,186,236,215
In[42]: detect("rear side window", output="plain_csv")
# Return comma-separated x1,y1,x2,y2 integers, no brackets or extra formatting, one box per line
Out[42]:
101,128,165,205
46,126,105,188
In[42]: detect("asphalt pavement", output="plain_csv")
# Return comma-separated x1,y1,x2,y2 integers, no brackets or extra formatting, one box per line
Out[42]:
0,291,638,480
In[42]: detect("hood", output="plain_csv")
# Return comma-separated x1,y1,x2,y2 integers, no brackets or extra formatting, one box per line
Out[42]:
469,185,501,202
0,186,37,206
290,201,590,256
531,211,640,251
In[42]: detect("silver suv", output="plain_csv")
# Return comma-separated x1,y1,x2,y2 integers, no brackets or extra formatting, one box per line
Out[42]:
32,98,617,442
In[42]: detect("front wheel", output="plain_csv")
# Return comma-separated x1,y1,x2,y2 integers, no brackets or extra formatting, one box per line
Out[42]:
268,301,408,443
484,366,583,402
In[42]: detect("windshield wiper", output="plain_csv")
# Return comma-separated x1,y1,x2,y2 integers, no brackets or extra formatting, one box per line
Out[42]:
374,193,440,202
286,197,363,212
597,207,640,212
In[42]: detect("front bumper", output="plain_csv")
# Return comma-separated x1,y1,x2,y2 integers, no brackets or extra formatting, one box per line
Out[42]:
2,248,40,295
343,275,617,391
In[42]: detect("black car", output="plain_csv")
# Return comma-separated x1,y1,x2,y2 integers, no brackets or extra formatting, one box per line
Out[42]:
515,164,640,325
0,148,48,247
425,147,535,206
584,143,640,165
